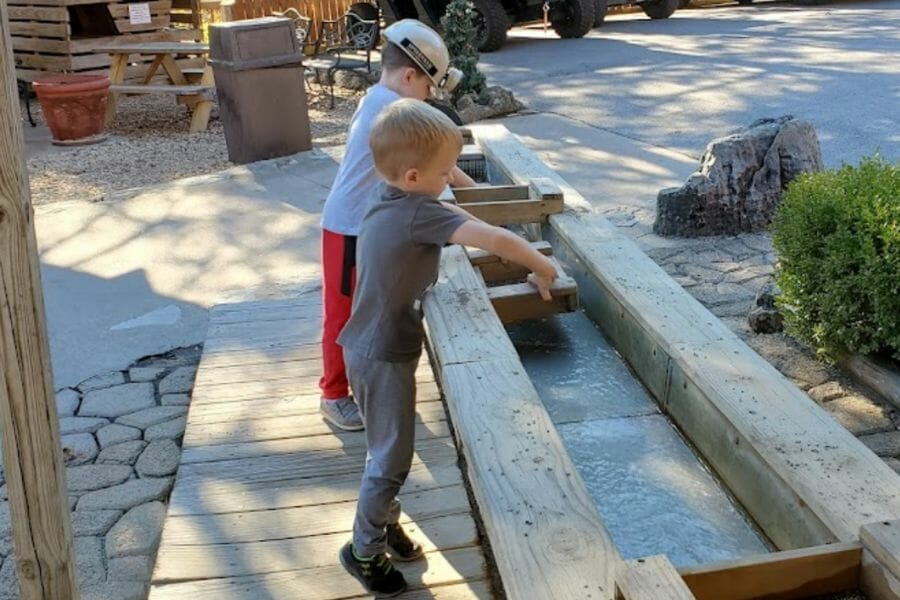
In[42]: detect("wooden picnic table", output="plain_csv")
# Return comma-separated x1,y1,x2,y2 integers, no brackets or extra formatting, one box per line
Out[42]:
96,42,216,133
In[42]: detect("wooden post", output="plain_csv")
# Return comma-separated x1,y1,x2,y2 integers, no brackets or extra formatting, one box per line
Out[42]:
0,6,80,600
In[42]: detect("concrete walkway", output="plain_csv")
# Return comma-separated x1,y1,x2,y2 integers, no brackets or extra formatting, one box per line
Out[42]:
35,150,337,389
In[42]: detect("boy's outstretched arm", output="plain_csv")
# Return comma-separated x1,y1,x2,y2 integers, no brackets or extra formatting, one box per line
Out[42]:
449,221,557,300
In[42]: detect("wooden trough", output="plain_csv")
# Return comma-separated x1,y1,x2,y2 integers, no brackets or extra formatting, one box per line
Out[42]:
422,125,900,600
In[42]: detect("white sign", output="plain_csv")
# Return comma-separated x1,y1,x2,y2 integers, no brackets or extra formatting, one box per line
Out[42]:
128,3,152,25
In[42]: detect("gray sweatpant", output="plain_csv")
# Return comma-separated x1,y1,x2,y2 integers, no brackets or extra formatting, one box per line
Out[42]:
344,347,419,556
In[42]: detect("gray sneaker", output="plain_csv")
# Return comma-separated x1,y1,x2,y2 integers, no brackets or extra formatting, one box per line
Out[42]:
320,396,364,431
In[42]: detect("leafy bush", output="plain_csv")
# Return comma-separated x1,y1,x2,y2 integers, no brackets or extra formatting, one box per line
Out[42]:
441,0,486,103
772,156,900,360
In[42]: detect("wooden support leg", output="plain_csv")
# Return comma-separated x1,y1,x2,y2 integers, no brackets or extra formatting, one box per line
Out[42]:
188,65,215,133
105,53,129,125
142,54,165,84
161,54,188,85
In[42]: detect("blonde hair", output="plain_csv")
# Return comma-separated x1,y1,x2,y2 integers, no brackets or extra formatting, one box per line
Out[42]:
369,99,463,181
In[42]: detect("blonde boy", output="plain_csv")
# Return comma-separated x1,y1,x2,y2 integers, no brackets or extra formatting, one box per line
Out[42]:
319,20,476,431
338,99,557,597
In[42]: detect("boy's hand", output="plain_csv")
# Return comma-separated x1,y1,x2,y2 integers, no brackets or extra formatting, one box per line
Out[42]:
527,264,557,301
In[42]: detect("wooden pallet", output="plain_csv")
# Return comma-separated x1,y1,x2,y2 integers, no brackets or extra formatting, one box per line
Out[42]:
9,0,201,82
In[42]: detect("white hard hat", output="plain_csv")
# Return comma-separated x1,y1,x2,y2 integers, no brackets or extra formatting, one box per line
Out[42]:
383,19,463,92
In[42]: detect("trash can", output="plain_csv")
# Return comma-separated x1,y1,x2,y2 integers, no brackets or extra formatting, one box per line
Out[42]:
209,17,312,164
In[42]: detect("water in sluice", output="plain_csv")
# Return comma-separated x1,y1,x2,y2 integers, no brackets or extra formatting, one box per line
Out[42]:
507,310,773,568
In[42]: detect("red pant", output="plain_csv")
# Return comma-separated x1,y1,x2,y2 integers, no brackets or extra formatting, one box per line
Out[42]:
320,228,357,400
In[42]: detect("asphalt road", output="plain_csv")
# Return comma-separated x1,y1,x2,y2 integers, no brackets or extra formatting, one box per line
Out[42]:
480,0,899,166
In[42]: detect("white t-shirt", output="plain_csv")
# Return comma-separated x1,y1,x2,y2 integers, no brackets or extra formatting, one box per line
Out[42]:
321,84,400,236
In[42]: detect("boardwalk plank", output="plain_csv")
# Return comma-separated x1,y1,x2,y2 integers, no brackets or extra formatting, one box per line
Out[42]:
151,549,489,599
184,400,447,446
168,461,464,516
163,484,471,544
153,513,479,582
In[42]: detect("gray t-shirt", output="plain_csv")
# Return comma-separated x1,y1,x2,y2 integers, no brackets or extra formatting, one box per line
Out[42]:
338,186,467,362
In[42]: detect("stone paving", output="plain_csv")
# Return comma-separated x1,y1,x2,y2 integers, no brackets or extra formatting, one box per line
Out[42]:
611,211,900,475
0,346,200,600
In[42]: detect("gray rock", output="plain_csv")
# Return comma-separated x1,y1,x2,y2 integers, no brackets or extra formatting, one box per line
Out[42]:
66,464,133,493
106,501,166,558
749,306,784,334
98,424,142,449
135,440,181,478
116,406,187,430
56,388,80,417
61,433,99,466
332,68,379,90
808,381,846,404
654,116,823,236
108,555,154,581
144,417,187,441
0,554,19,600
81,581,146,600
825,395,895,436
59,417,109,435
71,510,122,536
80,383,155,419
457,86,524,124
884,457,900,475
77,478,172,511
161,393,191,406
75,536,106,585
98,441,147,466
128,367,167,382
0,504,9,538
158,366,197,395
0,536,11,558
859,431,900,458
79,371,127,393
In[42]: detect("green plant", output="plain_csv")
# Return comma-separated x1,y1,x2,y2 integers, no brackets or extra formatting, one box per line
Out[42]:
772,156,900,361
440,0,487,103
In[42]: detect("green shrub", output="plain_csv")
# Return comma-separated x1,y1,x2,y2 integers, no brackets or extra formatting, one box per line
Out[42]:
772,156,900,361
440,0,486,103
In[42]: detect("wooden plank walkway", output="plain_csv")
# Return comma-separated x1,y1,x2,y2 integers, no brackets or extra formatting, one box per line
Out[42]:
149,288,493,599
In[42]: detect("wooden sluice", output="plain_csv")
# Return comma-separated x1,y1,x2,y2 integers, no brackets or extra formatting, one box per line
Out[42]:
145,125,900,600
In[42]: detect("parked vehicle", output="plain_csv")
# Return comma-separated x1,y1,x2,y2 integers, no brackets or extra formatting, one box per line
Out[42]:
381,0,678,52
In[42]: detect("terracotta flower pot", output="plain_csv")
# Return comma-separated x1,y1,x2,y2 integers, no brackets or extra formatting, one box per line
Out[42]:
32,74,110,146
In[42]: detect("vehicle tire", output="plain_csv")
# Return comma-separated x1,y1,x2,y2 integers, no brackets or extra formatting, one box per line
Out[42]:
641,0,678,18
473,0,509,52
552,0,594,39
593,0,608,27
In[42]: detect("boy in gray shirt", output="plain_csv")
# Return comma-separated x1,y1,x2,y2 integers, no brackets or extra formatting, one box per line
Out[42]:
338,99,558,597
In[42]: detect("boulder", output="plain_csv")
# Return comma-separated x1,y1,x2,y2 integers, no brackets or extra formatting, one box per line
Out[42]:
456,86,524,124
748,280,784,334
655,116,823,237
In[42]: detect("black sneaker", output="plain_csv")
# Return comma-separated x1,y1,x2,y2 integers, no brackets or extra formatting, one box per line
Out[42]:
386,523,424,562
339,541,407,597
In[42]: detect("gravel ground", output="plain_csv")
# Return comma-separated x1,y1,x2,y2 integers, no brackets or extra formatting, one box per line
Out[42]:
25,85,361,205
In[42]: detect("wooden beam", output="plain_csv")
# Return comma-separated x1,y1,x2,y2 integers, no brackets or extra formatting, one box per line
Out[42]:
453,184,530,204
486,258,578,324
861,520,900,599
456,197,564,226
424,244,620,599
0,7,79,600
678,542,861,600
468,240,553,283
616,556,696,600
